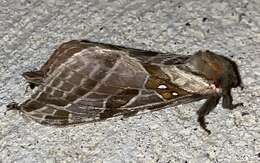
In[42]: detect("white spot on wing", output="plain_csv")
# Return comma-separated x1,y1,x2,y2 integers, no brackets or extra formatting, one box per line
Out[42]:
158,85,167,89
172,92,178,96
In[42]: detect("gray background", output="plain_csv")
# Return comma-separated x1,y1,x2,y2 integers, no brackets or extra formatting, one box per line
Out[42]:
0,0,259,162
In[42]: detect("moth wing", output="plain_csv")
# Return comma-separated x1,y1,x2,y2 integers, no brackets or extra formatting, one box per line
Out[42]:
80,39,190,65
19,45,122,125
20,43,210,125
22,41,88,87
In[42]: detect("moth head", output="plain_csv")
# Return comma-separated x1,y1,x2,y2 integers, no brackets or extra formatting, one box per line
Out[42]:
185,50,243,91
203,50,243,90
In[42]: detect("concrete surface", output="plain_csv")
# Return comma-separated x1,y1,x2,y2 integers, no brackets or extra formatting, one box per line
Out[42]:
0,0,260,162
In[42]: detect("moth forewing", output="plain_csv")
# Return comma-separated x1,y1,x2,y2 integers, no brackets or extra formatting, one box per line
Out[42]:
161,65,221,95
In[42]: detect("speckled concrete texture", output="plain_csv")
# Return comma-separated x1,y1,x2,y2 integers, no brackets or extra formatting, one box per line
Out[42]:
0,0,259,162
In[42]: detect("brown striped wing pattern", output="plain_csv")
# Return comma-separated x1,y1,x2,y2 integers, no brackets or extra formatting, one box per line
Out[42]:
14,40,218,126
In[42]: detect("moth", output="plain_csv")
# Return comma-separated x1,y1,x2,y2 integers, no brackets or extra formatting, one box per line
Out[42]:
7,40,243,134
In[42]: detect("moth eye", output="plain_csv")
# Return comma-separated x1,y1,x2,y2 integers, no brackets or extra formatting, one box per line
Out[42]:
158,84,167,89
172,92,178,96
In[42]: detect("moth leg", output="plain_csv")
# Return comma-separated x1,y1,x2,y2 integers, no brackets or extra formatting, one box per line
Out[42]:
222,89,243,110
197,95,220,134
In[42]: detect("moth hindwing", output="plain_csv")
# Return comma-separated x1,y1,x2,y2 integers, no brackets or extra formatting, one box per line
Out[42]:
8,40,243,134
